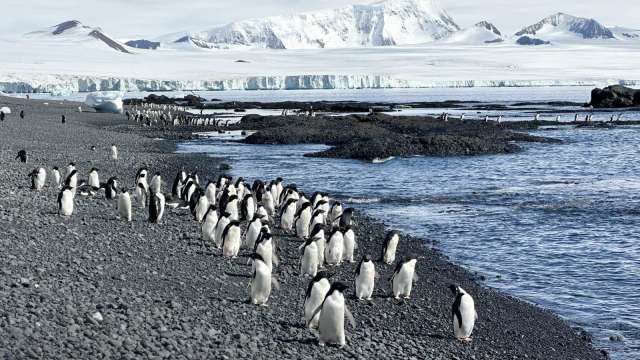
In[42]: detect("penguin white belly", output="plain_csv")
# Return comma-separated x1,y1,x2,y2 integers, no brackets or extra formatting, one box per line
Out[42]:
256,241,273,270
304,279,330,328
111,147,118,160
118,193,132,222
296,211,311,238
316,237,326,267
393,267,415,298
53,172,61,188
281,207,295,230
195,197,209,222
263,194,275,216
150,177,161,194
205,185,216,205
245,221,261,249
245,197,256,220
223,227,241,257
226,201,239,221
155,193,165,222
214,218,230,248
343,231,356,262
383,235,399,264
250,262,272,305
202,213,218,242
356,264,375,300
454,295,477,339
300,243,319,277
324,234,344,266
35,169,46,190
60,192,74,216
318,294,346,346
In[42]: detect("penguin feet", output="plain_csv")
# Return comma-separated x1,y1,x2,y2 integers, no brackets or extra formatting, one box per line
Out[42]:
457,337,472,343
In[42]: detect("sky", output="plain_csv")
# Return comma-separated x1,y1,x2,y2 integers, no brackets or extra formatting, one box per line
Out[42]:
3,0,638,39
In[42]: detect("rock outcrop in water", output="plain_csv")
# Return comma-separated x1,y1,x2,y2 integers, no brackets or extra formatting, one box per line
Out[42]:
590,85,640,108
235,114,559,161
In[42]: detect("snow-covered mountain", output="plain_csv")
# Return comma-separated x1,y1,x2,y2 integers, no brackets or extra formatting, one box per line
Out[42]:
610,26,640,41
25,20,132,54
442,21,503,44
174,0,460,49
515,13,614,41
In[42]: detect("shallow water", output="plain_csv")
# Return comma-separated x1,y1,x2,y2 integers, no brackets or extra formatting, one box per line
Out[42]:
178,123,640,359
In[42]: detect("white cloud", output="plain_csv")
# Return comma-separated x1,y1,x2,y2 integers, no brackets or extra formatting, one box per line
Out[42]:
2,0,638,38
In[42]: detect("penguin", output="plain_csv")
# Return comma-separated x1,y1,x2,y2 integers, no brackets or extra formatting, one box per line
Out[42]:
304,273,331,328
450,285,477,342
64,170,78,195
111,144,118,160
182,178,197,204
300,237,319,277
105,177,118,200
224,194,239,221
309,209,326,234
201,205,218,243
245,214,265,249
381,231,400,265
61,114,66,124
66,162,75,177
52,167,61,189
135,182,147,208
16,150,27,163
248,253,276,306
255,203,269,221
329,202,343,226
294,202,312,238
56,184,74,215
355,256,375,301
297,193,309,212
268,181,278,207
214,212,232,248
274,178,284,205
241,193,255,221
150,172,162,194
205,181,216,205
262,190,275,216
339,208,354,228
172,170,186,198
87,168,100,191
391,258,418,299
221,221,242,257
313,282,355,347
117,190,132,222
280,198,297,231
310,224,326,267
148,191,165,224
255,230,277,270
194,189,209,223
342,225,357,263
19,110,24,119
325,228,344,266
29,167,46,191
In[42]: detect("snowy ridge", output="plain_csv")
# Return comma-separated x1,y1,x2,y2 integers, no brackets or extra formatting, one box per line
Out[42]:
443,21,503,44
515,13,614,40
26,20,132,53
182,0,460,49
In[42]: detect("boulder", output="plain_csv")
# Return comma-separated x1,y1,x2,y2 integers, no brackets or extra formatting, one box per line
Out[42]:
516,36,550,45
590,85,640,108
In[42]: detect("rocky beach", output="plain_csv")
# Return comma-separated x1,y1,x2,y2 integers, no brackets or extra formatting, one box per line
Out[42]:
0,95,607,359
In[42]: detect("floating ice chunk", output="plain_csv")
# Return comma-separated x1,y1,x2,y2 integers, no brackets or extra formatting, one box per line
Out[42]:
85,91,123,113
0,106,11,114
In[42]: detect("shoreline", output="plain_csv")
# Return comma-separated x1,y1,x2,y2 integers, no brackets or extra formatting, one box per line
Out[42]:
0,95,606,359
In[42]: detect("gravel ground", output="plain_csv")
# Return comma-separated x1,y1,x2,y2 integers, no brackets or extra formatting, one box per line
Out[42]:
0,96,606,359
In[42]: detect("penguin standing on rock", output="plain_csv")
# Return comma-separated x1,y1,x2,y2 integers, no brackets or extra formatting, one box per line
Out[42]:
214,212,232,248
241,193,256,221
111,144,118,161
201,205,218,243
312,282,356,347
280,198,297,231
205,181,216,205
16,150,27,163
324,228,344,266
294,202,312,238
105,177,118,200
29,168,46,191
64,170,78,195
87,168,100,192
245,214,265,249
310,224,326,267
149,191,165,224
248,253,278,306
450,285,477,342
117,190,132,222
303,273,331,328
57,186,74,216
381,231,400,265
355,255,376,301
342,225,357,263
52,167,61,189
150,172,162,194
329,202,343,226
221,221,242,257
255,231,277,270
339,208,354,228
391,258,418,299
66,162,75,177
300,237,319,277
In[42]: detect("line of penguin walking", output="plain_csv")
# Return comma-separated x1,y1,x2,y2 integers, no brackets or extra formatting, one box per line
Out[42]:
22,143,478,348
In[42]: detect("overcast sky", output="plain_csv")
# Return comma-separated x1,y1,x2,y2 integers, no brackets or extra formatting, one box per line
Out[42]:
4,0,638,38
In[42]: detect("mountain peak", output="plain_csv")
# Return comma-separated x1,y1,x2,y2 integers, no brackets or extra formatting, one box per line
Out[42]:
515,13,614,39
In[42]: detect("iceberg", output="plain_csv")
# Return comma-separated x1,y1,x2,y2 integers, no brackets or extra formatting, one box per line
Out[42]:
85,91,123,113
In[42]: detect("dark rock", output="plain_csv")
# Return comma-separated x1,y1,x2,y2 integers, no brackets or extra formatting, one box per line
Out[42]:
125,39,161,50
589,85,640,108
516,36,550,45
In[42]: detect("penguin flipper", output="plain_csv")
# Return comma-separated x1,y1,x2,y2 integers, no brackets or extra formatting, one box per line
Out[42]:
271,276,281,291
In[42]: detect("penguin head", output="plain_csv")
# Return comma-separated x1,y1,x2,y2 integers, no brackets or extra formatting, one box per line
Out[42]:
449,285,467,296
53,166,59,171
310,223,325,239
328,282,348,295
362,255,371,263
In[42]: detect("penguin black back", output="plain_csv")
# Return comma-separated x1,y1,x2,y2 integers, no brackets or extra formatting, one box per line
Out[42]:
16,150,27,163
450,285,464,328
305,272,330,300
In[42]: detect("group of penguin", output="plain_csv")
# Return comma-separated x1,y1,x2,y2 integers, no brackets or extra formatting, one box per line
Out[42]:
23,144,478,347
